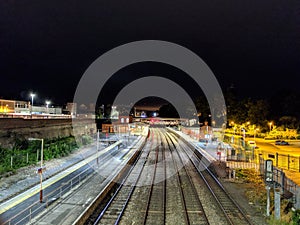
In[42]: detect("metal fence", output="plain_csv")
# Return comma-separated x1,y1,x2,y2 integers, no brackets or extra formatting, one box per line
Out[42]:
260,152,300,172
2,166,92,225
226,161,259,171
226,156,298,207
226,146,300,172
258,157,298,203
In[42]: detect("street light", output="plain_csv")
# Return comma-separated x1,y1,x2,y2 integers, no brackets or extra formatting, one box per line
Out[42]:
269,122,273,132
241,128,246,147
45,100,50,108
30,93,35,115
45,101,51,114
28,138,44,203
254,128,259,141
230,121,235,144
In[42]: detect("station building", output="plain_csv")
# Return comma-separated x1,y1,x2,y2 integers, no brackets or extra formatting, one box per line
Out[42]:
0,99,30,114
0,98,62,115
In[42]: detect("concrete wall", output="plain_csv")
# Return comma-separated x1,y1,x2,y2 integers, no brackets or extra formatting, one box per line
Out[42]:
0,118,97,148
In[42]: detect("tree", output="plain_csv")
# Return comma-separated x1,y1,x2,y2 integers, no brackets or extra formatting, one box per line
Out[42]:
159,103,179,118
246,99,270,128
194,95,210,123
279,116,298,129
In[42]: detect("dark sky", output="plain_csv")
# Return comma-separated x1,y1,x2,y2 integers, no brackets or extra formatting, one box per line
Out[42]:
1,0,300,106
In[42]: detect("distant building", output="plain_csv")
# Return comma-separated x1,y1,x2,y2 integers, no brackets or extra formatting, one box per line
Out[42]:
134,106,160,118
119,115,132,124
110,106,119,119
0,99,30,114
199,121,213,140
63,103,77,117
101,116,133,133
0,98,62,115
31,106,62,114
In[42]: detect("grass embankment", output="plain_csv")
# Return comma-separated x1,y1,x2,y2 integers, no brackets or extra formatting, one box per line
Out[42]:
235,169,300,225
0,135,93,178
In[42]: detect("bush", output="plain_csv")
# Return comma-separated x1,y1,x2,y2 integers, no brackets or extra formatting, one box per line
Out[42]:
292,209,300,225
81,135,93,145
0,135,83,176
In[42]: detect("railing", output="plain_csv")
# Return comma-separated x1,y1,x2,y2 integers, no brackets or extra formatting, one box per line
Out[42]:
2,165,92,225
226,156,298,206
274,153,300,172
258,157,298,202
0,113,71,119
226,161,259,171
225,145,300,172
1,140,126,225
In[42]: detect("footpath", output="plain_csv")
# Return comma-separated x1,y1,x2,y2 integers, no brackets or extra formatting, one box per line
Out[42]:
0,142,98,204
0,134,137,204
177,128,300,186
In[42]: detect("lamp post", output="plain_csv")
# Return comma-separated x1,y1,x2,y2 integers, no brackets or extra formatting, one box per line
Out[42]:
30,93,35,115
45,101,50,114
45,101,50,108
268,122,272,132
230,121,235,144
242,128,246,147
254,128,259,141
28,138,44,203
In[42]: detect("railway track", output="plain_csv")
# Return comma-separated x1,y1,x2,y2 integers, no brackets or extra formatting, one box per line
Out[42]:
167,131,253,225
85,132,155,225
85,128,253,225
163,130,209,225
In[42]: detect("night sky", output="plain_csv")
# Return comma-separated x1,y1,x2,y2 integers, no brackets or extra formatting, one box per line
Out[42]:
1,0,300,106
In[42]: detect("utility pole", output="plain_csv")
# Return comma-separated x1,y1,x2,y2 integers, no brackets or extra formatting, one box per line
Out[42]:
96,129,99,165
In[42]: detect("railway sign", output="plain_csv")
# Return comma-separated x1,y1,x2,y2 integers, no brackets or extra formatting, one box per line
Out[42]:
37,167,46,174
265,160,273,183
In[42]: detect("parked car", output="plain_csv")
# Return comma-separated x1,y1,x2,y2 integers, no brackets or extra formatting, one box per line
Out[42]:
247,140,257,148
275,140,289,145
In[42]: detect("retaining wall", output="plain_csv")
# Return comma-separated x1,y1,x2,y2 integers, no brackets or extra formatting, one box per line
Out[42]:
0,118,97,148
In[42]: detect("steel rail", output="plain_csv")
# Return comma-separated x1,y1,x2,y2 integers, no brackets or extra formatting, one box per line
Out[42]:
165,131,210,224
142,128,161,225
93,131,153,224
169,131,253,225
164,131,190,225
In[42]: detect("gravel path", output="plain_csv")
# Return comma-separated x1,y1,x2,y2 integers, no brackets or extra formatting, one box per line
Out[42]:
221,179,269,225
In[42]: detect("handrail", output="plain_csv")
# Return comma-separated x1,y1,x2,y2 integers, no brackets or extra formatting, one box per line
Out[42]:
1,141,123,225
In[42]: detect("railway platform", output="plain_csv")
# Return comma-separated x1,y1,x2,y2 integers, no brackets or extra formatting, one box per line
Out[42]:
13,128,219,225
24,137,146,225
0,128,258,224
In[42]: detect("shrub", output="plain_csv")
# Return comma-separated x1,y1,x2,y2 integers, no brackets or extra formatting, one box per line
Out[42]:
0,135,83,175
292,209,300,225
81,135,93,145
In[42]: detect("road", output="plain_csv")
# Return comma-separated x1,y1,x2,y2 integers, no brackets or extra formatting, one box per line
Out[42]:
249,138,300,157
